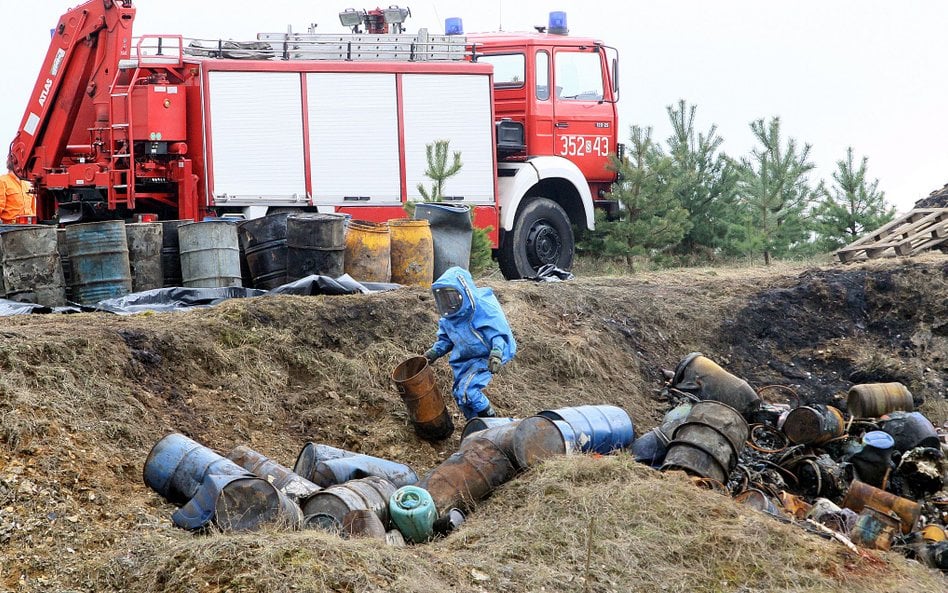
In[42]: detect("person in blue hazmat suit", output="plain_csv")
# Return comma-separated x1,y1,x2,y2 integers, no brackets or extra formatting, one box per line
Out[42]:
423,267,516,420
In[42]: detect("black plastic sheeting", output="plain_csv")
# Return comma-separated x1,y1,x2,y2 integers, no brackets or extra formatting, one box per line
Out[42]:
0,274,402,317
527,264,575,282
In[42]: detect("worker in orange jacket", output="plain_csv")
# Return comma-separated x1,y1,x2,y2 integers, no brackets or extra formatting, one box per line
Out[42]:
0,157,35,223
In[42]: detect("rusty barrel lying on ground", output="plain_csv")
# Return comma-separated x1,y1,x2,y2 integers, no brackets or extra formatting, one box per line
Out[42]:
460,419,522,467
286,213,346,281
419,436,517,515
342,509,387,540
669,352,761,416
511,415,577,469
460,416,518,442
0,226,66,306
301,476,396,530
236,213,290,289
781,404,845,446
537,405,634,454
849,507,901,550
391,355,454,441
661,400,748,483
143,433,302,531
225,445,321,502
125,222,163,292
841,480,922,534
846,382,914,418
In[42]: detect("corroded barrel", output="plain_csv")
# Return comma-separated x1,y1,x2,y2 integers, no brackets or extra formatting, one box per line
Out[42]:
237,213,290,289
419,437,517,515
389,218,433,287
0,226,66,306
847,383,914,418
225,445,321,502
391,356,454,441
301,476,396,531
460,417,519,442
661,401,748,483
286,213,346,281
178,221,242,288
781,405,845,446
345,220,391,282
841,480,921,534
511,415,576,469
125,222,164,292
670,353,760,416
65,220,133,304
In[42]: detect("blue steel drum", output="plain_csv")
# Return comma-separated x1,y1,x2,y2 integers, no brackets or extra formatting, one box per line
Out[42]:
143,432,251,505
631,427,669,468
313,456,418,489
537,405,635,454
460,416,518,442
293,442,356,479
64,220,132,304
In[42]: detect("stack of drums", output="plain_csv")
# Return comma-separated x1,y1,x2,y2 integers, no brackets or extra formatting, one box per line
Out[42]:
661,400,748,484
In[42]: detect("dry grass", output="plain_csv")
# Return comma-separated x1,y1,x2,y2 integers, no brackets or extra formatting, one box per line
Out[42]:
0,255,945,592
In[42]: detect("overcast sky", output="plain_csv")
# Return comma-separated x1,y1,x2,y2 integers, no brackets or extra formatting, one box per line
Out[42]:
4,0,946,213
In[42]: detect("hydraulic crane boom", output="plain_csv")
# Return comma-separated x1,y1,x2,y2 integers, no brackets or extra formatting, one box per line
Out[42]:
8,0,135,187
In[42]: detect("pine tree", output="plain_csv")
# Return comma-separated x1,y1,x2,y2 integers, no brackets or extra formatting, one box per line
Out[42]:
579,126,691,270
735,117,821,265
813,147,895,252
664,100,741,260
417,140,462,202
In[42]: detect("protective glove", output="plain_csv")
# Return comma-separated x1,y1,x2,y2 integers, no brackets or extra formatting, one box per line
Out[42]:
424,349,440,364
487,349,503,373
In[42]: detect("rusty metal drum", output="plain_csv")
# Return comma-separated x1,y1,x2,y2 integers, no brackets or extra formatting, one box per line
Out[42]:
388,218,434,287
0,226,66,306
460,416,518,442
65,220,133,304
849,507,900,550
125,222,163,292
225,445,321,502
302,476,396,530
460,419,522,467
841,480,921,534
345,220,391,283
670,352,761,415
342,509,387,540
419,437,517,515
391,356,454,441
781,405,845,446
846,382,914,418
511,415,577,469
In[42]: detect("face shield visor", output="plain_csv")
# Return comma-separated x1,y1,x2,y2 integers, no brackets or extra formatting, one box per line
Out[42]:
433,287,463,317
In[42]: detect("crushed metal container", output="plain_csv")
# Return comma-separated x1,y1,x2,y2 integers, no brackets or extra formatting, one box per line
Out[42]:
302,476,396,531
841,480,921,534
849,507,900,550
669,352,760,416
781,404,845,446
225,445,321,502
661,401,748,483
293,442,417,488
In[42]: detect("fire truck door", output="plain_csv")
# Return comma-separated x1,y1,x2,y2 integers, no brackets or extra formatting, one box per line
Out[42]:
551,47,616,184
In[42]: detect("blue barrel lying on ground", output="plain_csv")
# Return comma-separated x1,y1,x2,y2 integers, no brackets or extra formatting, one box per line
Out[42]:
293,442,418,488
143,433,302,531
537,404,635,454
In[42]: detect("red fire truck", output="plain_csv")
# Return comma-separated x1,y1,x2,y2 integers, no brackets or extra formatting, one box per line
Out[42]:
8,1,620,279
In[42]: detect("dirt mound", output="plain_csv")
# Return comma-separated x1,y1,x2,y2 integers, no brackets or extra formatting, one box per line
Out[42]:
0,256,946,592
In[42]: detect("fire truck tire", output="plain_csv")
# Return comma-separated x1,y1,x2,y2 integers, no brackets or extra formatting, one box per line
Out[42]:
498,197,574,280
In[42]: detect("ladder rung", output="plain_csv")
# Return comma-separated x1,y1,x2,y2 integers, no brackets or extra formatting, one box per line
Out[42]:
112,124,130,128
112,154,131,157
111,93,129,97
113,184,129,189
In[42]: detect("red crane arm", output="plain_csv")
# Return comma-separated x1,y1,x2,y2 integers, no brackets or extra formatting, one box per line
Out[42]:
8,0,135,182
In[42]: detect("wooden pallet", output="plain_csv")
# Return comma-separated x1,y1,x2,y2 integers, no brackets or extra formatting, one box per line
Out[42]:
835,208,948,263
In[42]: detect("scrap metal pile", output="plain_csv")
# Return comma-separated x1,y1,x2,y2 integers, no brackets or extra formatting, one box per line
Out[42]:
633,352,948,571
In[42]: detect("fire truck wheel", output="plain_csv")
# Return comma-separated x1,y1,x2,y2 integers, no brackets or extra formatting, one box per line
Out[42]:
498,197,574,280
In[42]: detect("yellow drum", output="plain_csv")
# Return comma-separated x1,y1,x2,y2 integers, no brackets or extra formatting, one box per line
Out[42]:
344,220,391,283
389,218,434,287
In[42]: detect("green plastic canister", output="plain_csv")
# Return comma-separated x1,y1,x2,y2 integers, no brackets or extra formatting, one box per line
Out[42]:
389,485,436,543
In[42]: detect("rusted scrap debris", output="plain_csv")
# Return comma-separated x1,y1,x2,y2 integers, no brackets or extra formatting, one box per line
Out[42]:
642,352,948,571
